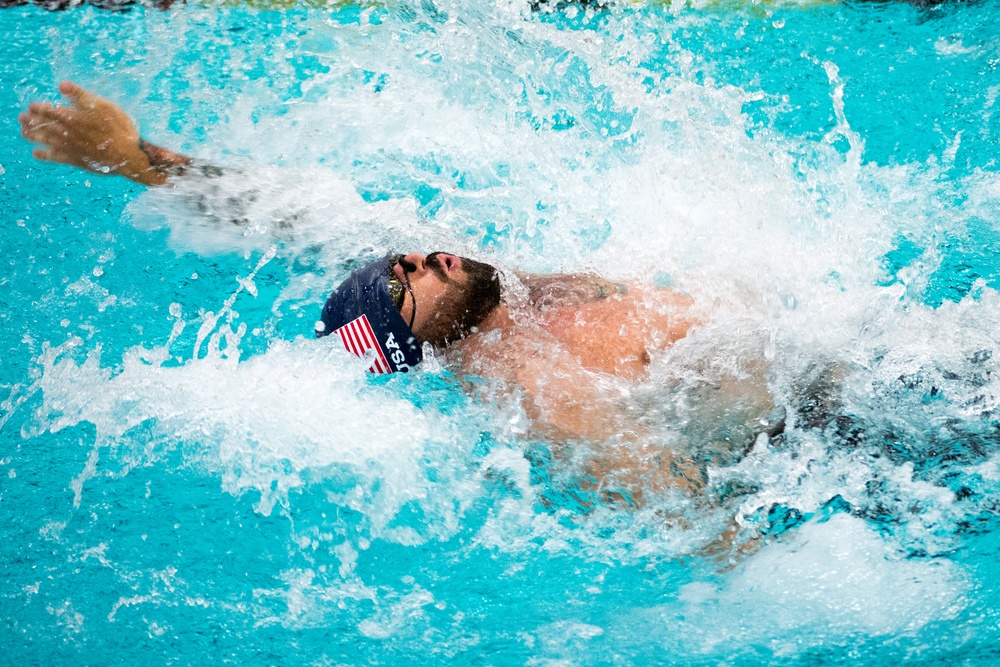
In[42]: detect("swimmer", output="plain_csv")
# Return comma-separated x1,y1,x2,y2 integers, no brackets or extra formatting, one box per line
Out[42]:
19,82,773,502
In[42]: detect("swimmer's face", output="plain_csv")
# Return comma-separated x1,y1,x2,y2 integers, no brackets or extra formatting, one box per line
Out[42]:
392,252,501,347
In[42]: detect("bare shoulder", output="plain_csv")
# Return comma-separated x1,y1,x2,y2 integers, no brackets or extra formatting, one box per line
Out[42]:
514,270,630,310
514,270,697,314
626,282,697,313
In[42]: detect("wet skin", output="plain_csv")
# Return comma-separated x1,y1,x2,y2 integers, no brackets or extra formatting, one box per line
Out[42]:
19,82,711,499
18,82,697,386
395,251,697,381
393,252,469,337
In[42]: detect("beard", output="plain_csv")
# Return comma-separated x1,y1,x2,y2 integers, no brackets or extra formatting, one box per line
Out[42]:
418,252,502,347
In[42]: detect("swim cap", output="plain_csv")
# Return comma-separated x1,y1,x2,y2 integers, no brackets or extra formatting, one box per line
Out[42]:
317,255,423,373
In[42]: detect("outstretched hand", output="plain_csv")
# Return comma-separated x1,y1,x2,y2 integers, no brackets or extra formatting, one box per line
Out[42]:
19,81,172,186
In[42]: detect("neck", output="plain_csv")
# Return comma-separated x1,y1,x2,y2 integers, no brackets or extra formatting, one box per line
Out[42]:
474,303,513,334
419,303,510,351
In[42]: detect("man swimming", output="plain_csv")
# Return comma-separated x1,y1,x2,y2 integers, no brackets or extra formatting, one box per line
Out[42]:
19,82,748,499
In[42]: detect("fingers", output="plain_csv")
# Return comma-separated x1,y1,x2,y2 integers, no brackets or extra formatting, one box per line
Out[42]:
32,147,74,166
27,101,54,116
20,81,95,127
25,102,72,124
19,109,64,142
19,110,48,135
59,80,98,109
20,104,55,130
22,123,65,146
20,99,73,142
33,146,78,168
32,147,57,163
20,98,80,136
21,83,102,138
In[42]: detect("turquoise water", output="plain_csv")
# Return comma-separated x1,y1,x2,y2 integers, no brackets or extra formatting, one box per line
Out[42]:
3,0,1000,664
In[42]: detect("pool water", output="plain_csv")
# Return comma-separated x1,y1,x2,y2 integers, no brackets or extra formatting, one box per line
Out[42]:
3,0,1000,664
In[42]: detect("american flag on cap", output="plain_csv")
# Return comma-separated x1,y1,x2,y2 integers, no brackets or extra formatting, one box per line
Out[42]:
333,314,392,374
317,254,423,373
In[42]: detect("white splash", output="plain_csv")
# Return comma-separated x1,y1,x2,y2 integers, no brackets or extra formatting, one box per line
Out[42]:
673,514,967,652
26,0,1000,651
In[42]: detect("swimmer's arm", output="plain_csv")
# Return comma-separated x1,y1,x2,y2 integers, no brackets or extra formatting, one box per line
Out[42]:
19,81,219,187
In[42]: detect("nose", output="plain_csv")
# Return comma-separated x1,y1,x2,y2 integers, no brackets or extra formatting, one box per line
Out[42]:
400,252,428,276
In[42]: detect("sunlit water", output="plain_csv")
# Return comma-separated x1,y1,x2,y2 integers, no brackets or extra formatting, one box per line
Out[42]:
3,0,1000,664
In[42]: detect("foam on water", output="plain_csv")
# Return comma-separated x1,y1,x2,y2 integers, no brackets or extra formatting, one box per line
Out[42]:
6,0,1000,662
673,514,967,649
26,325,497,545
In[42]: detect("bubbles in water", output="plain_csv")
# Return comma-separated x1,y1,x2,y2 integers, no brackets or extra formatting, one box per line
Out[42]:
14,0,1000,659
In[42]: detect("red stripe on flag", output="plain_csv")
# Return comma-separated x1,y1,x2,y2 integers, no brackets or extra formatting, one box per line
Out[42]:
356,318,391,373
334,325,358,355
333,315,392,374
342,321,364,356
338,323,364,359
349,317,388,373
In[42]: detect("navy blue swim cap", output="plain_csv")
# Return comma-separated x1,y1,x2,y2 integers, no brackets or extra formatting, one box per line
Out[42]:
316,255,423,373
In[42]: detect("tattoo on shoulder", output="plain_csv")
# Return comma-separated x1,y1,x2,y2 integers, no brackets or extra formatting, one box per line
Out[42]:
593,277,627,299
523,273,628,310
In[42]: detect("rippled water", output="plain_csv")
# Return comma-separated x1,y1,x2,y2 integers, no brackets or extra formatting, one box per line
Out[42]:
3,0,1000,664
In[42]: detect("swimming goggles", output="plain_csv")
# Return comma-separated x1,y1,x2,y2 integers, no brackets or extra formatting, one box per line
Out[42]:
387,254,417,330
